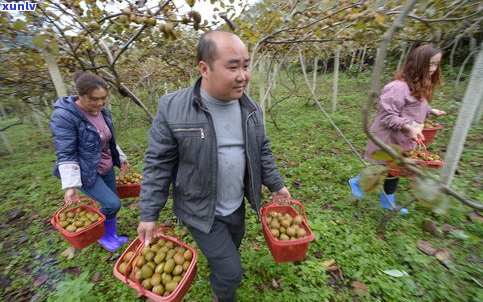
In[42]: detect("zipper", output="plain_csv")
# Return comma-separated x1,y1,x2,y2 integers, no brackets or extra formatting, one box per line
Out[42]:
173,128,205,138
245,111,259,220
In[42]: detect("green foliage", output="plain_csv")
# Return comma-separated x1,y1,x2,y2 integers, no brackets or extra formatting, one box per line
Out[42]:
47,273,95,302
0,70,481,302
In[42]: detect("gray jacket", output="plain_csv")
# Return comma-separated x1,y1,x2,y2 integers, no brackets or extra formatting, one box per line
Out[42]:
140,78,285,233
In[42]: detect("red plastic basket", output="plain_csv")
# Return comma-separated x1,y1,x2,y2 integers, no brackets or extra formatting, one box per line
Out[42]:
113,227,198,302
422,124,442,144
261,199,314,263
50,198,105,250
387,140,445,177
116,183,141,199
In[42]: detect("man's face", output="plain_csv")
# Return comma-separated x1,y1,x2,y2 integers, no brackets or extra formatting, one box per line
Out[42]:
200,34,251,101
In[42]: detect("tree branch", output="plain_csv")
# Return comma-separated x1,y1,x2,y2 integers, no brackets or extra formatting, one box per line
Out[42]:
364,0,482,210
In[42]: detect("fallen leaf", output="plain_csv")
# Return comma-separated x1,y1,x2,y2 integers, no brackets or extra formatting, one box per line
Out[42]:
382,269,409,277
421,220,441,237
8,209,26,221
250,242,260,251
327,265,344,281
271,279,282,290
470,181,481,188
330,147,341,154
449,230,469,239
435,250,454,269
17,235,29,244
60,246,76,260
0,275,12,289
466,256,482,263
292,181,302,188
416,239,438,256
34,275,47,287
467,211,483,223
91,272,102,283
351,280,368,294
313,251,324,259
469,161,481,167
63,266,81,275
322,259,336,268
435,250,451,262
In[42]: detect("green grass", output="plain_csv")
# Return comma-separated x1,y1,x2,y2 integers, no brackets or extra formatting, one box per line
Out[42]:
0,70,481,302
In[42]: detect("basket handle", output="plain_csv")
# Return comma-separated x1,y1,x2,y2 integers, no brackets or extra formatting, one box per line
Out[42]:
264,199,307,221
52,197,98,225
415,139,430,163
125,241,146,293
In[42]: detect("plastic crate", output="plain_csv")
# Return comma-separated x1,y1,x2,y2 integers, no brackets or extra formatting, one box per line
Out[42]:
50,198,105,250
261,200,314,263
422,124,442,144
113,227,198,302
116,183,141,199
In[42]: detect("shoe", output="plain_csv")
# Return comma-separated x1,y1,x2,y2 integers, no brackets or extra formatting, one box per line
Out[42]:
348,175,364,200
111,217,128,244
98,217,122,252
379,193,409,215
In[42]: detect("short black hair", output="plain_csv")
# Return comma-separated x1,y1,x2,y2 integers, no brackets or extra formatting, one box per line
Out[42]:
197,30,233,68
73,71,108,96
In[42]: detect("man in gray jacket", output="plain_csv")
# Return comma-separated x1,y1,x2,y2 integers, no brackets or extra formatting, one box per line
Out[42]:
137,30,291,302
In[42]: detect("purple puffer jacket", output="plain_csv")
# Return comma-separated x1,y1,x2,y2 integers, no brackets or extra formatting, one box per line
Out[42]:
365,80,431,163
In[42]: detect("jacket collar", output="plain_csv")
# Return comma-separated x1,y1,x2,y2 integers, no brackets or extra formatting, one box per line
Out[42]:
192,77,257,113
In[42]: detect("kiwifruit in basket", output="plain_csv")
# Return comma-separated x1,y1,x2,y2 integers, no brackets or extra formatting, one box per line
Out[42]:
118,238,194,297
116,172,142,185
59,209,101,232
266,211,308,241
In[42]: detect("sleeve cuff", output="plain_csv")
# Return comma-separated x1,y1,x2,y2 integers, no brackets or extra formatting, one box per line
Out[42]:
116,145,128,162
59,163,82,190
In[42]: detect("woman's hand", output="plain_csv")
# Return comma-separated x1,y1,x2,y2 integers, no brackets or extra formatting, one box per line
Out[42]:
403,124,425,141
64,187,80,204
120,160,130,173
431,108,446,116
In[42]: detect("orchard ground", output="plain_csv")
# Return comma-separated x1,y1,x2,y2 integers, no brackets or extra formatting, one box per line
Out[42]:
0,70,481,302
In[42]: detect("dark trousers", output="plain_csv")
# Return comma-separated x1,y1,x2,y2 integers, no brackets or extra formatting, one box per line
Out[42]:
186,203,245,301
383,175,399,195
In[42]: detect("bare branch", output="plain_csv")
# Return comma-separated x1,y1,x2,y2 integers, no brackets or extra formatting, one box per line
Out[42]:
364,0,482,210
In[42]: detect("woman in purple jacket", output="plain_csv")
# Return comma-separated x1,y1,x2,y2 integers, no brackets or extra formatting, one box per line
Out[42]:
50,72,130,251
349,44,446,214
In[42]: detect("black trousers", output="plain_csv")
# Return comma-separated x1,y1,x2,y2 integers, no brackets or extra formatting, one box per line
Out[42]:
186,203,245,301
383,174,399,195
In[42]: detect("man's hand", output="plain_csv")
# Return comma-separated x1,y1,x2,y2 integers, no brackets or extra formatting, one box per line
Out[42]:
271,186,291,202
431,108,446,116
64,188,80,204
137,221,156,245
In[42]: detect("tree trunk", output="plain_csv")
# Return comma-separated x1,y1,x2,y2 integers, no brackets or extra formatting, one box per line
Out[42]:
332,46,341,113
312,56,319,94
1,131,13,154
43,51,67,98
258,55,267,124
0,103,7,120
349,50,357,68
474,94,482,124
358,44,367,73
450,35,461,69
396,43,407,70
29,99,46,136
441,45,483,185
